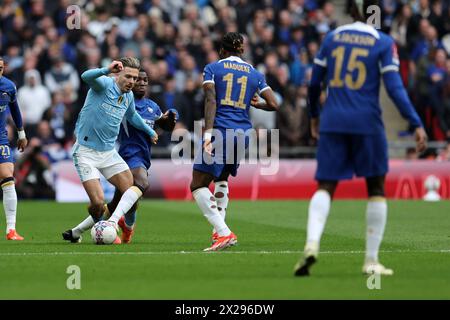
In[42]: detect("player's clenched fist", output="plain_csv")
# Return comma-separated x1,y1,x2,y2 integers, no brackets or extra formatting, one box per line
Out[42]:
108,61,124,73
17,137,28,152
151,132,158,145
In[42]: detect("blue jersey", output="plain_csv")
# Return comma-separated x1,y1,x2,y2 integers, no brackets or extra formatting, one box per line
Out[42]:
118,98,162,170
314,22,402,135
0,76,17,145
75,68,138,152
203,56,270,131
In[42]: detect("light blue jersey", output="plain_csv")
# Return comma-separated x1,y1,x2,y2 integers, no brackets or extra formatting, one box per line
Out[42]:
75,67,156,152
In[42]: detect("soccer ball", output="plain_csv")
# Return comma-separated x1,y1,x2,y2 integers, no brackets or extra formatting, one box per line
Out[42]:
91,221,117,245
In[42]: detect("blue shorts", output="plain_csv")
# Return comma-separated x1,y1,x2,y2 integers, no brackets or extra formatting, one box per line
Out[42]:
120,152,150,171
315,133,388,181
193,128,249,179
0,144,14,164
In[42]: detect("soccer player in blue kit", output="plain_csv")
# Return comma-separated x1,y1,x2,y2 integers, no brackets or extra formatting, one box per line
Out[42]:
190,32,279,252
294,0,428,276
0,57,28,241
62,58,158,243
63,69,177,243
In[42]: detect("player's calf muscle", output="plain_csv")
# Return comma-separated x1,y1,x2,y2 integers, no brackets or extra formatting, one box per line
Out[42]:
131,168,149,193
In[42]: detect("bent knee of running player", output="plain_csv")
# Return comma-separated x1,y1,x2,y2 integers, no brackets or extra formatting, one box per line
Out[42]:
131,167,149,193
190,170,214,192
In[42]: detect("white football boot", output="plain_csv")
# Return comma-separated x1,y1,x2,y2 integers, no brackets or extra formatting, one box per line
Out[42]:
294,242,319,276
362,261,394,276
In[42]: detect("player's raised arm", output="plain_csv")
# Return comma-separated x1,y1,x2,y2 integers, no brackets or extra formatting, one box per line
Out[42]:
125,96,158,144
381,39,428,152
81,61,122,92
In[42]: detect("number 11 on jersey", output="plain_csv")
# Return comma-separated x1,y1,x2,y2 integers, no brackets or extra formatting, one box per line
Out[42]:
220,73,248,109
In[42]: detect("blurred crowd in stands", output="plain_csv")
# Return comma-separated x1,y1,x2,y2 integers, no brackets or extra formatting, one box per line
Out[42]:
0,0,450,197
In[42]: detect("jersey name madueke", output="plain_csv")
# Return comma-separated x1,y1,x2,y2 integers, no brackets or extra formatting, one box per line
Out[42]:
223,62,251,73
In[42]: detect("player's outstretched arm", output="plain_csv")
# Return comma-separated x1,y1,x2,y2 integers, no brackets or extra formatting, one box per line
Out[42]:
125,103,158,144
383,71,427,152
250,88,279,111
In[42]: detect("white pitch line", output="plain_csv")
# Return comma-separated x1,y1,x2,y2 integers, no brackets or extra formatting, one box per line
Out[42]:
0,249,449,256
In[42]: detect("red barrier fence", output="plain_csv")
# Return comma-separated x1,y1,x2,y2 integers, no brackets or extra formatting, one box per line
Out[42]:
54,159,450,201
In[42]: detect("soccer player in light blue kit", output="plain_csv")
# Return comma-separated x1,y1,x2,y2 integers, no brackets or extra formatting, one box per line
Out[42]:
64,69,177,243
0,57,28,241
294,0,428,276
64,57,158,243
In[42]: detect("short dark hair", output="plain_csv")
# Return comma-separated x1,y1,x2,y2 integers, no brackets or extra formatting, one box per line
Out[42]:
221,32,244,55
351,0,380,21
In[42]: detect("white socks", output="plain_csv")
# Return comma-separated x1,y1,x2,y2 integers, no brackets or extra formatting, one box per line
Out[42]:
306,190,331,248
2,182,17,232
365,198,387,263
305,189,387,264
109,187,142,224
193,187,231,237
212,181,229,233
214,181,229,220
72,215,95,238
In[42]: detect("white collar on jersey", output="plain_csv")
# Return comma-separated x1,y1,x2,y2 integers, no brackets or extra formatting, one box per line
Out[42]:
333,21,380,39
219,55,247,64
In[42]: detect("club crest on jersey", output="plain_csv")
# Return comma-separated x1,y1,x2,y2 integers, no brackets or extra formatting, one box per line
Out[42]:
118,96,124,105
0,92,9,108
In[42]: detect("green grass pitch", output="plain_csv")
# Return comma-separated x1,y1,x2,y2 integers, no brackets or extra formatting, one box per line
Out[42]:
0,200,449,299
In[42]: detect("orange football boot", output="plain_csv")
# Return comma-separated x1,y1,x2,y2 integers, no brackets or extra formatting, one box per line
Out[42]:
211,232,219,244
118,216,134,243
6,229,24,241
204,232,237,252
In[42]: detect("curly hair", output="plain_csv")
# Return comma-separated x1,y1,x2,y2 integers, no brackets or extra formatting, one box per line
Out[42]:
221,32,244,55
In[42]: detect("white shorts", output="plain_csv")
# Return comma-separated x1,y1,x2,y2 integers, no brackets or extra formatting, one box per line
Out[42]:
72,142,129,182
